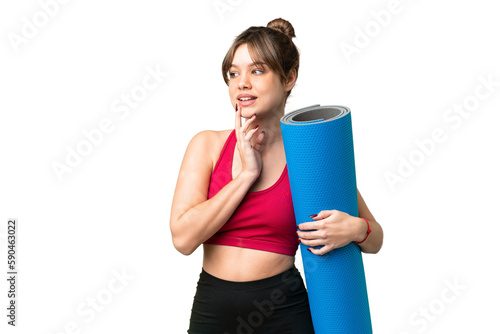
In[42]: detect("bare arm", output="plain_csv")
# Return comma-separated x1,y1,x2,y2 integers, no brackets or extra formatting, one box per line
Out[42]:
355,189,383,254
170,105,265,255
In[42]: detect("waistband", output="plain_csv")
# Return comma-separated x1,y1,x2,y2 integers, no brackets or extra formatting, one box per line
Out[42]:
199,265,300,290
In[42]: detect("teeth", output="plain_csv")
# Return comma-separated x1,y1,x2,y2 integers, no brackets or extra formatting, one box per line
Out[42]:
239,97,255,101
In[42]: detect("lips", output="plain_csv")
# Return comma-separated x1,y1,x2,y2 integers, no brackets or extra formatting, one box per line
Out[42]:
237,94,257,107
237,94,257,101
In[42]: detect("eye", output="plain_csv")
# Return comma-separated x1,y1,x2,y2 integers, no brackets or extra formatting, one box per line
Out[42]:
253,68,264,75
228,71,238,79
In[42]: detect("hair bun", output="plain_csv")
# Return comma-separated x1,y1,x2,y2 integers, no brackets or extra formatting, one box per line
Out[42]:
267,18,295,39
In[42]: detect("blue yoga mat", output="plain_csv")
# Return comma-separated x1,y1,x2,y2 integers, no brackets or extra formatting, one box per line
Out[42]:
280,105,372,333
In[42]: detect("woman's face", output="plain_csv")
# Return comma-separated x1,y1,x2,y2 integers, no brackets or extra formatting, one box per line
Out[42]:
228,43,290,118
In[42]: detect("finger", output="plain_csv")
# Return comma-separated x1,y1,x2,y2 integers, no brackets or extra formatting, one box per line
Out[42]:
299,237,326,247
235,104,248,146
307,211,330,220
297,229,324,240
244,124,260,142
297,221,317,231
316,210,335,220
307,245,333,256
241,114,257,134
253,131,265,152
235,103,241,133
234,102,241,140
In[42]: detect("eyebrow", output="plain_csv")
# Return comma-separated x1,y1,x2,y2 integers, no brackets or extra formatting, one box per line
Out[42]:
230,61,267,68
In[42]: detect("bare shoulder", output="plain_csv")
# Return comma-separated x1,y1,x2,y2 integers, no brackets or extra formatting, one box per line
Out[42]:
186,129,233,169
187,129,232,152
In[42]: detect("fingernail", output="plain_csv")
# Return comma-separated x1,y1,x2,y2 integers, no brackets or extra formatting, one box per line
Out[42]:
307,248,312,253
261,131,265,135
235,104,238,112
309,214,317,218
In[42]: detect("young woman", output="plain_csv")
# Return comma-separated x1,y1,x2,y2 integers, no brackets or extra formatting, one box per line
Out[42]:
170,18,383,334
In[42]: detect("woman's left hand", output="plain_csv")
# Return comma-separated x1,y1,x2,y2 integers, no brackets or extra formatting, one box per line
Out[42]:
297,210,367,255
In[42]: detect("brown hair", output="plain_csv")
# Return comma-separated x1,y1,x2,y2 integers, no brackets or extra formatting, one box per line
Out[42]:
221,18,300,101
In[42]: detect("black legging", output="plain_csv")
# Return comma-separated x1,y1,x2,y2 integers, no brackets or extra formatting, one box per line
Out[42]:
187,265,315,334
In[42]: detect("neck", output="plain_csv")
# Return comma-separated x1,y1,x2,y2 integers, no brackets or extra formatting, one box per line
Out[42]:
250,108,284,151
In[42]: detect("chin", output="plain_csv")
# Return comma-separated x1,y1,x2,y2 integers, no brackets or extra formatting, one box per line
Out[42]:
240,108,257,118
241,113,254,119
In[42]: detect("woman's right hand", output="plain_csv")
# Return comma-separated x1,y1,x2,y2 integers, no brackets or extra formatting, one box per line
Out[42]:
235,103,265,182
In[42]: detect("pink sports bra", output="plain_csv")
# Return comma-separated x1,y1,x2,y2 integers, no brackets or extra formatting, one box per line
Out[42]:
203,130,299,256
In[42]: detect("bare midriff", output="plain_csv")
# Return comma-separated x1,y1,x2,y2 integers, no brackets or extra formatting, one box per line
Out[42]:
203,244,295,282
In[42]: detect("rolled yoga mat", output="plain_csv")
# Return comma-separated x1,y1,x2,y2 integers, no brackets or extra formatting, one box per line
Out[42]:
280,105,372,333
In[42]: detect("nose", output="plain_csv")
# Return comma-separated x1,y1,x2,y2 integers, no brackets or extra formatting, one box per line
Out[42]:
238,71,251,90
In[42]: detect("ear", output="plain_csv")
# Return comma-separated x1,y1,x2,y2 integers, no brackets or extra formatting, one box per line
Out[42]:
284,69,297,92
